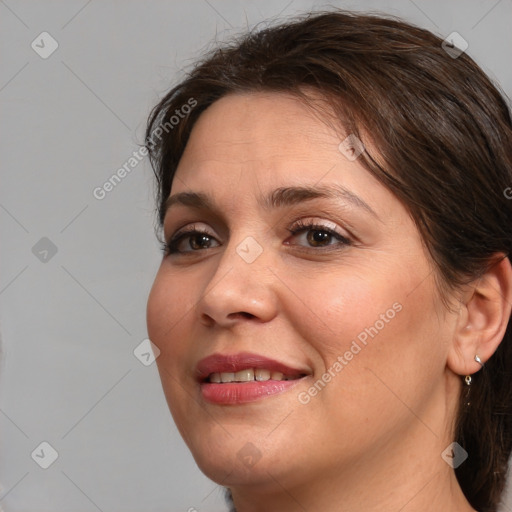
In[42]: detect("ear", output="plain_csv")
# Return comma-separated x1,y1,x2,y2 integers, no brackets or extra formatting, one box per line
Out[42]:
447,254,512,376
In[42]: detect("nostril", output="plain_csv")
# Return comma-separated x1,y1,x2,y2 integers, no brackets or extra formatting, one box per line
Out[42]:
229,311,256,320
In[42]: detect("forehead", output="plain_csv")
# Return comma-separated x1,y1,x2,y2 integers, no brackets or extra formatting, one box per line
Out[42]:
178,92,341,168
170,92,402,225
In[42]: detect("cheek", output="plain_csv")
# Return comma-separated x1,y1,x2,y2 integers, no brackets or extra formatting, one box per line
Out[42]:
147,273,174,345
286,269,405,362
146,273,198,433
146,271,195,373
288,267,441,419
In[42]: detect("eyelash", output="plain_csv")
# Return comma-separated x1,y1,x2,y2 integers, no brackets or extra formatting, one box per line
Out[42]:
161,226,215,255
287,219,352,248
161,220,352,255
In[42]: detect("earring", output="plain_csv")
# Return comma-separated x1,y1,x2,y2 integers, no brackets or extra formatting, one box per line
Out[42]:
464,374,472,407
463,355,483,407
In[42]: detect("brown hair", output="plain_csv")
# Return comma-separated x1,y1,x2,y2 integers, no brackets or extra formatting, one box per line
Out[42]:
146,10,512,511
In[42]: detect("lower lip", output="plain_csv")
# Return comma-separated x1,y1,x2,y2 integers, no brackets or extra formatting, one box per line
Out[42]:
200,379,303,404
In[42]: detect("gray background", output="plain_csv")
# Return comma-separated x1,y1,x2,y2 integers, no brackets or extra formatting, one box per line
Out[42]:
1,0,511,511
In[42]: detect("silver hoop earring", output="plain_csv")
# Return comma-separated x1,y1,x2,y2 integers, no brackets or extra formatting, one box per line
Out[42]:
475,355,484,368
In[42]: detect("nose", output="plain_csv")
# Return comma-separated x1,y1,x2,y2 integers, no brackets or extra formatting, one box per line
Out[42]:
196,238,279,328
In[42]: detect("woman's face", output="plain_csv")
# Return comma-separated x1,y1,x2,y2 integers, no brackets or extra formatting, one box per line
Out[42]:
147,92,458,493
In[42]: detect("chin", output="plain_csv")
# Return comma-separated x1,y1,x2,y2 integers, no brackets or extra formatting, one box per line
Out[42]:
179,421,288,486
192,445,287,489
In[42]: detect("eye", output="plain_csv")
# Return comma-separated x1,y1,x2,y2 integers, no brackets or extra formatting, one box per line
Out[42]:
285,220,351,249
162,225,220,255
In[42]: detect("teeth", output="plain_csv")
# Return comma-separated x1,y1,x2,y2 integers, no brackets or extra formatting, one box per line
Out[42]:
210,373,222,383
208,368,296,383
221,372,235,383
235,369,254,382
255,369,271,381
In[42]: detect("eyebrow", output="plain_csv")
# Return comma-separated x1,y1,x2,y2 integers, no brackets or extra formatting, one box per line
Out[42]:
164,184,379,220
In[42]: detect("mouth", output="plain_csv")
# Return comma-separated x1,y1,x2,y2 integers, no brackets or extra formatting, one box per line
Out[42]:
196,352,311,404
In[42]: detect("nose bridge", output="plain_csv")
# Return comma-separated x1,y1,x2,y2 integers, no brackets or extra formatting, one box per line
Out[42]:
213,230,269,285
198,232,276,325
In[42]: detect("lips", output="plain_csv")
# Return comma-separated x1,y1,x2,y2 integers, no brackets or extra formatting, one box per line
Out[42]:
196,352,311,404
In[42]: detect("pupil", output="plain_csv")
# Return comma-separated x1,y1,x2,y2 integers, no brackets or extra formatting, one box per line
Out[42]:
307,230,331,246
191,234,211,249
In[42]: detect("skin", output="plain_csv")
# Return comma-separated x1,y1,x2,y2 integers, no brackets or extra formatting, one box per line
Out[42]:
146,92,512,511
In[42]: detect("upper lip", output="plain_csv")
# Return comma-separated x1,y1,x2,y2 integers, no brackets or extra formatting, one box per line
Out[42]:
196,352,310,382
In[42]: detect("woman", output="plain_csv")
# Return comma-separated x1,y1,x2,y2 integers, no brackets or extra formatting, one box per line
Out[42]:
145,10,512,512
